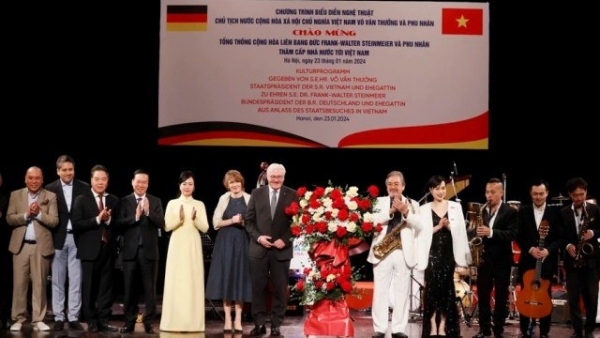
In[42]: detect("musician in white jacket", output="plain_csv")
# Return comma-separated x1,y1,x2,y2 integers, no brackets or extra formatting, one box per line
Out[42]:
367,171,421,338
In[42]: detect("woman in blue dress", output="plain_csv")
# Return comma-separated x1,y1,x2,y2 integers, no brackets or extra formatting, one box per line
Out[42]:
205,170,252,332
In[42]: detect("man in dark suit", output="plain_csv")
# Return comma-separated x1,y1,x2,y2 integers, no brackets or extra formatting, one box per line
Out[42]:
118,169,164,334
560,177,600,338
46,155,89,331
516,178,563,338
72,164,120,333
473,178,518,338
244,163,296,337
6,167,59,332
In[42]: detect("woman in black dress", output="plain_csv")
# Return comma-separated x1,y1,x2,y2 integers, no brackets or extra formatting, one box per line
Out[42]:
417,175,471,338
205,170,252,332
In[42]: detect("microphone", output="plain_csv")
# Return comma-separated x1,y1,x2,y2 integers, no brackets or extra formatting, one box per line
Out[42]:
453,161,459,176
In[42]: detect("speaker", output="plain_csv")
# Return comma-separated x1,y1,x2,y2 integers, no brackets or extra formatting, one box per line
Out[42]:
551,289,570,324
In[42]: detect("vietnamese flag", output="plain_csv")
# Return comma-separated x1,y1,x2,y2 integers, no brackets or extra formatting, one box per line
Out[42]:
442,8,483,35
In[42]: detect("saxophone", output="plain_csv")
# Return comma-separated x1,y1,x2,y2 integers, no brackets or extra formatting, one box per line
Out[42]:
373,198,414,260
468,203,486,267
573,205,594,268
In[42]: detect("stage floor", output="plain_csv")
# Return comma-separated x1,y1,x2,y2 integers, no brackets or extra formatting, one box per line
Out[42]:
0,304,582,338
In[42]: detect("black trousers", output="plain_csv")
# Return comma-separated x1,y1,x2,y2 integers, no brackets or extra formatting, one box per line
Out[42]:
566,265,599,335
122,246,158,325
81,243,114,325
476,259,511,333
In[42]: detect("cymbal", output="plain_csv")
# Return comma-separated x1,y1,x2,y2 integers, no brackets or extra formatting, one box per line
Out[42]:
551,194,570,201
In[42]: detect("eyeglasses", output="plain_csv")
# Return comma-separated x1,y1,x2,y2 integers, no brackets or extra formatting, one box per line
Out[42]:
386,182,402,187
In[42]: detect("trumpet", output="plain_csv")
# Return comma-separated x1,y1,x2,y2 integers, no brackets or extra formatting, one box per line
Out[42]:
573,205,594,268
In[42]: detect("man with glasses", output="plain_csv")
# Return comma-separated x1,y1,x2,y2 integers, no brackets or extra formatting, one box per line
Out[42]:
367,171,421,338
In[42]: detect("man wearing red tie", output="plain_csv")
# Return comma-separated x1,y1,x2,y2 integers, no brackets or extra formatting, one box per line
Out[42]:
72,164,120,333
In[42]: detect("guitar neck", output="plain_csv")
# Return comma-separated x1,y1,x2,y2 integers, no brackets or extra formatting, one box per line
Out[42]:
535,237,546,279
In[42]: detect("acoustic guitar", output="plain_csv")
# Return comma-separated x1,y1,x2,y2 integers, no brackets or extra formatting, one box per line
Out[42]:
516,220,552,321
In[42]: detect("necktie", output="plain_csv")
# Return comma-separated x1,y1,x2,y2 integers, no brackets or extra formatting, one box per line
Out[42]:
386,198,402,234
98,193,108,243
137,197,143,245
271,190,278,219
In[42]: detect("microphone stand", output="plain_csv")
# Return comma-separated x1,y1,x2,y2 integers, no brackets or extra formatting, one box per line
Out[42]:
450,172,461,203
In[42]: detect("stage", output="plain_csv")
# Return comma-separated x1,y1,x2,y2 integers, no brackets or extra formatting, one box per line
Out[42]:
0,298,581,338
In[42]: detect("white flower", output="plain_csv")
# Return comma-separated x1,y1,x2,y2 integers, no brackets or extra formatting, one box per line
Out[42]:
327,222,338,232
346,186,359,197
346,222,357,233
325,187,334,195
346,200,358,211
362,212,374,223
331,209,339,218
321,197,333,208
326,273,336,282
304,191,313,200
299,199,309,208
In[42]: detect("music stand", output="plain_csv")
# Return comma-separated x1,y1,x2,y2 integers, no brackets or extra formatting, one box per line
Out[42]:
409,271,424,322
200,232,224,322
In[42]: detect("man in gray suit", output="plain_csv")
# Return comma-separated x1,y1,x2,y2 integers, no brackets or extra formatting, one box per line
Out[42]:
46,155,89,331
245,163,296,337
6,166,59,331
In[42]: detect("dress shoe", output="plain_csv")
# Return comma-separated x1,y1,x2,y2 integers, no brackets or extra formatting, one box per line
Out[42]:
540,334,549,338
144,323,155,334
372,332,385,338
68,321,84,330
87,322,99,332
473,330,492,338
584,333,594,338
34,322,51,331
53,320,65,331
250,324,266,336
120,324,135,333
392,333,409,338
570,335,583,338
99,323,119,332
271,326,281,336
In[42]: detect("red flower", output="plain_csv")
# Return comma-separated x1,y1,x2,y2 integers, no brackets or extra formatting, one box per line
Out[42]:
358,199,371,210
361,222,374,233
332,198,346,210
367,185,379,198
313,186,325,198
349,212,359,222
301,214,311,224
337,209,349,221
285,201,299,216
340,280,353,293
291,225,302,237
296,279,305,292
315,221,328,234
309,199,321,209
297,186,307,197
329,188,343,200
335,226,348,238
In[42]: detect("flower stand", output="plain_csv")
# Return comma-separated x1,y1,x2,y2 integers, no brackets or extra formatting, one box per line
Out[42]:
303,240,354,337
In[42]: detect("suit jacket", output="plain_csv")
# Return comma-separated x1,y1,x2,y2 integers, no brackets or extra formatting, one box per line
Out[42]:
117,193,164,260
415,200,471,270
72,190,120,261
245,185,297,260
560,202,600,270
46,179,90,250
481,202,518,267
516,204,563,279
5,188,59,257
367,195,421,267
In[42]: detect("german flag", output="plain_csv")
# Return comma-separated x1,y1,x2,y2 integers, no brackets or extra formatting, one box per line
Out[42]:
166,5,207,31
